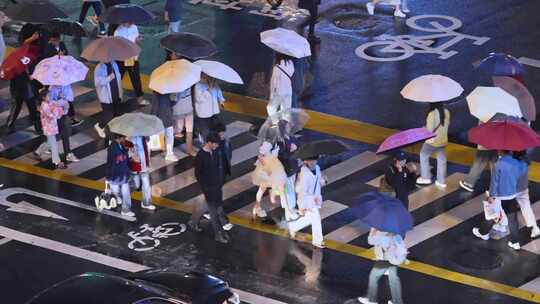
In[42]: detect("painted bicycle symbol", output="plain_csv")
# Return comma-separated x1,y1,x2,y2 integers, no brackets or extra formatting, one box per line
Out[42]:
128,223,186,252
355,15,490,62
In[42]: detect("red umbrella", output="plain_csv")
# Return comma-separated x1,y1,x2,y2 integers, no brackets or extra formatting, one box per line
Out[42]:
377,128,435,154
0,44,40,80
468,120,540,151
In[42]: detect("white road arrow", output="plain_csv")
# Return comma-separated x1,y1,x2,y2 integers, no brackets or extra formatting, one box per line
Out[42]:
5,201,68,221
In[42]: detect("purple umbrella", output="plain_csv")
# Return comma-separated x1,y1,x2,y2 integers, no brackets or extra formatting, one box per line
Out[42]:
476,53,524,77
376,128,435,154
492,76,536,121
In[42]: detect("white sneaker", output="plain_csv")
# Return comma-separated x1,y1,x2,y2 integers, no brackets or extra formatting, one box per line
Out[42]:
531,226,540,238
366,2,375,15
472,227,489,240
459,180,474,192
223,223,234,231
121,210,135,217
357,297,376,304
401,3,410,13
94,123,106,138
435,181,447,189
508,241,521,250
416,177,432,185
66,153,80,162
165,154,179,162
203,213,211,220
394,9,406,18
141,204,156,210
138,97,150,106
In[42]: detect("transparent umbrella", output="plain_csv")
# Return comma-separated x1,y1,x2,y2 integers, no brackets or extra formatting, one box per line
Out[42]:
257,108,309,143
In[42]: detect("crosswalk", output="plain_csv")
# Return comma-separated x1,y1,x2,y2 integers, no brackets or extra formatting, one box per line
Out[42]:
1,83,540,293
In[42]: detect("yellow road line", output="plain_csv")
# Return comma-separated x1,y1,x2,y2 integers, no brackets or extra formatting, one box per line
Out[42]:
0,156,539,303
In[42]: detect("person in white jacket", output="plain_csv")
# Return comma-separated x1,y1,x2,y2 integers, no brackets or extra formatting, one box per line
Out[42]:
93,61,123,138
296,156,326,248
267,52,295,117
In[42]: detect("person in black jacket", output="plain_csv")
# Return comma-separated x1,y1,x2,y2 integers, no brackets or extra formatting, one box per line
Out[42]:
214,121,232,178
276,120,300,220
384,151,418,209
189,132,232,243
42,32,68,58
105,133,134,217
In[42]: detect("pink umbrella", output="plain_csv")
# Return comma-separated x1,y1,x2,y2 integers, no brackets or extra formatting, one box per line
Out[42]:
492,76,536,121
377,128,435,154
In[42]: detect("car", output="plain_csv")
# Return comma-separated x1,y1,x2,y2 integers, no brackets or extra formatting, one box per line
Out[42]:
25,271,240,304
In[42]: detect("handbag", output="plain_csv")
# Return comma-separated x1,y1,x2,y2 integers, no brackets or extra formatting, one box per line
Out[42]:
94,181,119,210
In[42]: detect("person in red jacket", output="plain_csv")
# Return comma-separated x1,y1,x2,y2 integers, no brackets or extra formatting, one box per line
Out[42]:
128,136,155,210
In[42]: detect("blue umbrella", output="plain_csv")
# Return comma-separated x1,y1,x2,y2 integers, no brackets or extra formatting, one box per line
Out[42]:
351,191,413,237
477,53,524,77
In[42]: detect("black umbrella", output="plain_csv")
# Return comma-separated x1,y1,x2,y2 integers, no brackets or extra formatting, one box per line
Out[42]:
102,3,154,24
46,18,87,37
160,33,217,60
292,140,349,160
5,0,67,23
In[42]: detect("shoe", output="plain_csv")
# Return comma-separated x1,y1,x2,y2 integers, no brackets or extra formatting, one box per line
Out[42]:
66,153,80,162
94,123,106,138
508,241,521,250
121,210,135,217
165,154,179,162
188,220,203,232
416,177,432,185
357,297,376,304
86,15,98,26
313,242,326,249
401,3,410,13
33,151,42,160
531,226,540,238
252,205,267,219
394,9,406,18
435,181,447,189
287,211,300,221
53,162,67,170
459,180,474,192
44,149,51,155
141,204,156,210
215,233,229,244
203,212,211,220
138,97,150,106
71,118,83,127
472,227,489,240
223,223,234,231
366,2,375,15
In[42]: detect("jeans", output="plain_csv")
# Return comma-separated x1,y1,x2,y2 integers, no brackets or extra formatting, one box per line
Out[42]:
191,187,228,236
366,261,404,304
284,175,297,210
79,1,105,32
109,181,132,212
118,60,143,97
164,126,174,156
168,21,181,33
464,150,497,187
132,172,152,206
479,199,520,243
36,135,61,165
419,143,447,184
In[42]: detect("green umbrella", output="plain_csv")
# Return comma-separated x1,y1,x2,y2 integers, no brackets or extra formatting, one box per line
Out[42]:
108,113,164,137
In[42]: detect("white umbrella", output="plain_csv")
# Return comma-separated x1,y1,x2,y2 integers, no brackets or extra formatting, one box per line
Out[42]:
467,86,523,122
149,59,202,94
194,60,243,84
401,74,464,102
31,55,88,86
260,28,311,59
108,113,164,137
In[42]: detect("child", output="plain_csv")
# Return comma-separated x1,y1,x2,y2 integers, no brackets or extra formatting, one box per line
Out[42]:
128,136,156,210
106,133,134,217
35,90,66,169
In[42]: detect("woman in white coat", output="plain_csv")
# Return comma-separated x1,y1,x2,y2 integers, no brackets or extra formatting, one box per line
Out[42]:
296,156,327,248
267,52,295,117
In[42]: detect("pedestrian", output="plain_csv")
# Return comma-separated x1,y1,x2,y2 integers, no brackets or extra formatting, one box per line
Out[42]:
102,0,130,35
296,155,326,248
78,0,106,36
267,52,294,117
114,22,149,105
251,141,290,219
298,0,321,43
128,136,156,210
189,132,233,244
164,0,182,33
214,122,232,179
472,150,528,250
48,83,83,127
416,102,450,188
151,92,180,162
105,133,134,217
275,120,301,220
5,64,41,133
384,152,417,209
34,89,66,169
42,32,68,58
94,60,123,138
357,228,407,304
459,126,497,192
513,150,540,239
193,73,225,143
366,0,406,18
0,12,8,65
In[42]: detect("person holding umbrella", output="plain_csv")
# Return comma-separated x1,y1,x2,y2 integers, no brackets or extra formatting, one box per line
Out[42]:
105,133,134,217
128,136,156,211
164,0,182,33
35,89,66,169
513,150,540,239
94,60,123,138
384,152,417,209
193,73,225,143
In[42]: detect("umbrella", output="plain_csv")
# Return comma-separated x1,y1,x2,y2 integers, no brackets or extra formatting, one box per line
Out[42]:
81,37,141,62
351,191,413,237
5,0,67,23
108,113,164,137
468,119,540,151
476,53,524,77
492,76,536,121
160,33,217,60
400,74,464,102
258,108,310,142
102,3,154,24
292,139,349,160
0,44,40,80
31,55,88,86
46,18,87,37
466,86,522,122
376,128,435,154
260,28,311,59
149,59,202,94
194,60,243,84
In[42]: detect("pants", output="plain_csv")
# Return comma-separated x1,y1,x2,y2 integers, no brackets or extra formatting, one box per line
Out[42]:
57,115,72,157
267,94,292,117
305,208,323,245
132,172,152,206
306,4,318,37
36,135,61,165
191,188,228,236
176,114,194,133
165,126,175,155
284,175,297,209
118,60,143,97
68,101,76,119
78,1,105,32
479,199,520,243
366,261,404,304
464,150,497,187
196,115,218,142
109,182,132,212
419,143,447,184
516,189,538,228
7,95,40,131
99,101,121,129
168,21,181,33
